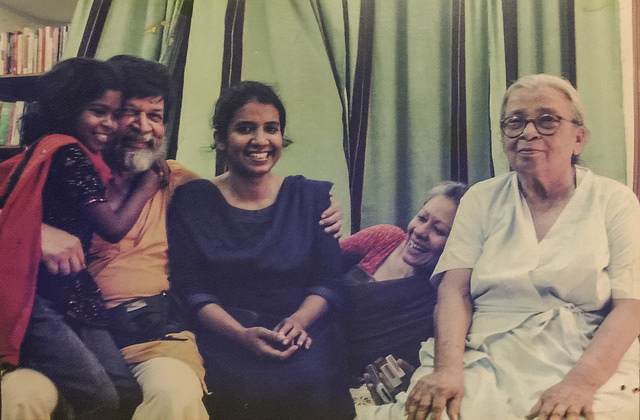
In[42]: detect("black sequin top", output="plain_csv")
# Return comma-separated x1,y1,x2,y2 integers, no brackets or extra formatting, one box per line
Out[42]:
36,144,108,323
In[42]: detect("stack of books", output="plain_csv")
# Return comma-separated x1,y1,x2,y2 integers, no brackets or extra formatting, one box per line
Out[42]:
0,26,69,76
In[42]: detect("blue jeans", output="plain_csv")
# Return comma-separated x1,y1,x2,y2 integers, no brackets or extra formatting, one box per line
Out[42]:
19,295,142,419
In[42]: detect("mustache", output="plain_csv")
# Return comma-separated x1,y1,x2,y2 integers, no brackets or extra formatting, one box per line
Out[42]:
102,132,165,172
120,132,157,148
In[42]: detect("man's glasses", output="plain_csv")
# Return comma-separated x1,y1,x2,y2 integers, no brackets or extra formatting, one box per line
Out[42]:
500,114,580,138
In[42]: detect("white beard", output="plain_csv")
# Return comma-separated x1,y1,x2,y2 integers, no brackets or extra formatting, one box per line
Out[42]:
123,147,164,173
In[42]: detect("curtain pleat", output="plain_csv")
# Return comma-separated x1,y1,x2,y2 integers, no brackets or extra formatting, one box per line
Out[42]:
345,1,373,233
215,0,245,175
451,0,468,183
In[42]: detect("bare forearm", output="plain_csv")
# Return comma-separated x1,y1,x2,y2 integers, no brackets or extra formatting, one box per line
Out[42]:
289,295,329,329
563,299,640,390
433,268,473,371
196,302,246,343
87,188,155,243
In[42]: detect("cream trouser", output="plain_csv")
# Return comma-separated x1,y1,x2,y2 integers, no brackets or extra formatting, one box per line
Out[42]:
1,357,207,420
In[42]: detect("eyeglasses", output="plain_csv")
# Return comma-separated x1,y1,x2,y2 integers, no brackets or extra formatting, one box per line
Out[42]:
500,113,580,138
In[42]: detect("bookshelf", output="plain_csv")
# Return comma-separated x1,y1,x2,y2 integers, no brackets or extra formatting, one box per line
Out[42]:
0,75,38,161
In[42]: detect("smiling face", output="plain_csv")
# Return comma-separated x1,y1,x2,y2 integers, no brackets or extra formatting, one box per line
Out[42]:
502,85,586,177
216,100,284,178
118,96,165,143
401,194,457,271
73,89,122,154
103,96,166,174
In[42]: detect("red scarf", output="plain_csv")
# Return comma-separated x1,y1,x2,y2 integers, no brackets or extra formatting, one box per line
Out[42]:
0,135,111,366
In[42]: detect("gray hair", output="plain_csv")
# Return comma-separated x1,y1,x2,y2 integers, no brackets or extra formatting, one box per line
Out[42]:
500,74,586,165
426,181,469,206
500,73,586,127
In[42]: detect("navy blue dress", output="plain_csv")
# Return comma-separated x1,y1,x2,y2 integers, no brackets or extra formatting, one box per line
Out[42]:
168,175,354,419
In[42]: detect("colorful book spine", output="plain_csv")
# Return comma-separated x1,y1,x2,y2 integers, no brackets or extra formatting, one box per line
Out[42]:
0,32,8,75
0,101,10,146
7,101,25,146
0,25,68,76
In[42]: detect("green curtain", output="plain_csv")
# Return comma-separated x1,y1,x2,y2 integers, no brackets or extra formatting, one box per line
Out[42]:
465,0,507,180
361,0,454,229
465,0,626,183
173,0,227,178
63,0,183,61
574,0,625,182
65,0,628,234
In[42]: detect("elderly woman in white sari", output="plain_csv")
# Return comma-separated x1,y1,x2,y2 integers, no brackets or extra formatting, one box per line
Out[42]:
357,74,640,420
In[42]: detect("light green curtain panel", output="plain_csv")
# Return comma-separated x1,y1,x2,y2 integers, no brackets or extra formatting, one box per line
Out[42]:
361,0,454,229
174,0,226,178
63,0,183,61
116,0,625,234
465,0,507,181
574,0,625,183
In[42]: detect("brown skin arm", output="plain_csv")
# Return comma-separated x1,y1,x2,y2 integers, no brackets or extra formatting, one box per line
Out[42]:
319,192,344,239
406,268,472,420
83,168,163,243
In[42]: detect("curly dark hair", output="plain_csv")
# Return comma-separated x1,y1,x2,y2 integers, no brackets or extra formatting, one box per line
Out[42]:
20,57,122,146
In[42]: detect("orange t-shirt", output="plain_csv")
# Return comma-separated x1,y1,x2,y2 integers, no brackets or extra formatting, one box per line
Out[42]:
87,160,200,308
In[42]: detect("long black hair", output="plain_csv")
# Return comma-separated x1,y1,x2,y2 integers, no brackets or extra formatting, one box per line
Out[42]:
20,57,122,146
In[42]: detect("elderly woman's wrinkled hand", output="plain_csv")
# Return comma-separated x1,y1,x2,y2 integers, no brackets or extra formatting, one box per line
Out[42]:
526,379,596,420
405,369,464,420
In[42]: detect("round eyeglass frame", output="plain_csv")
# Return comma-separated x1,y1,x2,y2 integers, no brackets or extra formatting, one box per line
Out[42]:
500,114,580,138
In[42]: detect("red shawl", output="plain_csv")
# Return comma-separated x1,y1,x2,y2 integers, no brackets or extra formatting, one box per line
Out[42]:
0,135,111,366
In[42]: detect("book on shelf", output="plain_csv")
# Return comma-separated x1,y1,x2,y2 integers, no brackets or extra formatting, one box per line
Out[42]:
10,30,20,75
0,101,12,146
0,32,9,75
6,101,25,146
0,25,68,76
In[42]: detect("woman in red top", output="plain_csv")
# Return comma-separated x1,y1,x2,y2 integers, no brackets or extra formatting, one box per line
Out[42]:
340,181,467,385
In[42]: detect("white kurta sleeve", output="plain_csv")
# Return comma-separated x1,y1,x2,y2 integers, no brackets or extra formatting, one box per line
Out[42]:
603,180,640,299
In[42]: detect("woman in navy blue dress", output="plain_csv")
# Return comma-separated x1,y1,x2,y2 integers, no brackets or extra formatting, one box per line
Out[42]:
167,81,354,419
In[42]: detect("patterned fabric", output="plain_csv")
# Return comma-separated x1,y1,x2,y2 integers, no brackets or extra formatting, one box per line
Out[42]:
42,144,107,247
340,224,406,276
37,144,108,325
